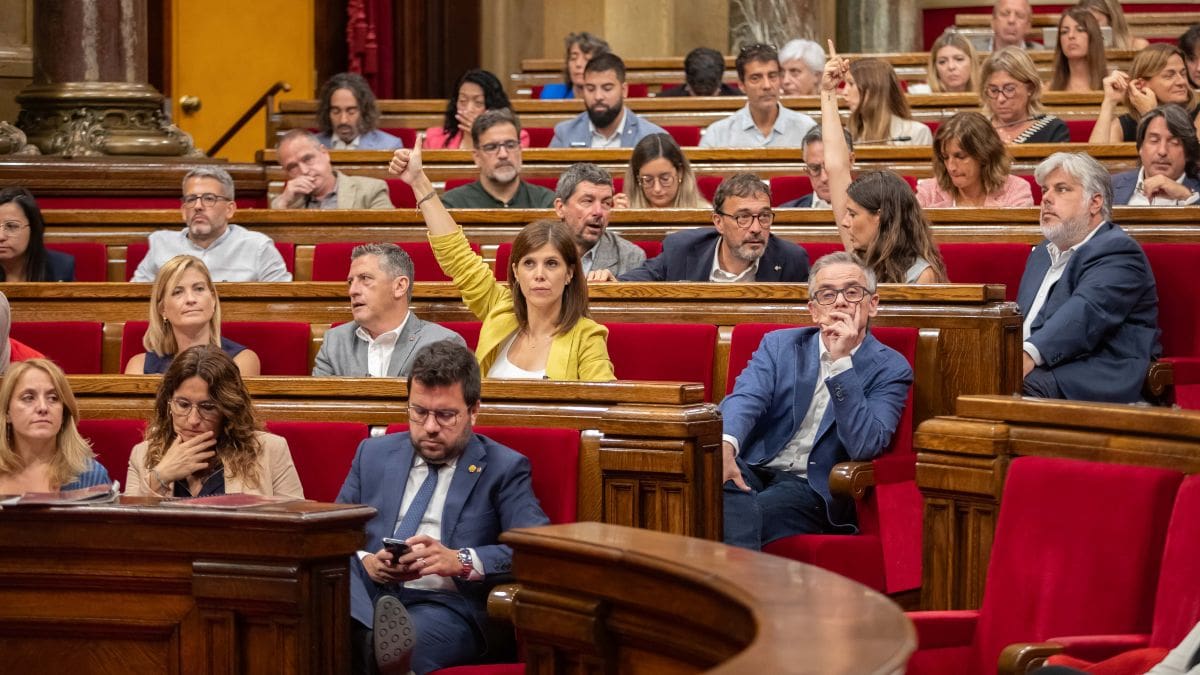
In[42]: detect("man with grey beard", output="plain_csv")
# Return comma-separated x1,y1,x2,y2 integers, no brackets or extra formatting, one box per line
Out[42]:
614,172,810,282
440,109,555,209
1017,152,1160,403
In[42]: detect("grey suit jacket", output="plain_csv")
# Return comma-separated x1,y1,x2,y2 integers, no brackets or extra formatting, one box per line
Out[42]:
549,108,666,148
335,173,394,209
587,230,646,276
312,314,466,377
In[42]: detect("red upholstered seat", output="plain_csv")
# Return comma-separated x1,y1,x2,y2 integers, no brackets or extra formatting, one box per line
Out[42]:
662,125,701,147
797,241,845,266
525,127,554,148
697,175,723,203
444,178,472,192
1141,244,1200,407
379,128,419,149
604,322,717,400
442,321,482,351
1066,119,1096,143
742,326,920,594
901,175,918,192
264,421,368,502
627,84,649,98
120,321,311,375
310,241,478,282
524,177,558,193
77,418,146,485
905,456,1182,675
10,322,103,374
125,241,295,281
386,179,417,208
939,242,1031,301
612,177,624,194
769,175,814,206
45,242,107,281
634,240,662,259
1019,174,1043,204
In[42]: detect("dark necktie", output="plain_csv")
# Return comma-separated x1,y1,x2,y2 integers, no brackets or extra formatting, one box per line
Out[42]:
393,463,442,540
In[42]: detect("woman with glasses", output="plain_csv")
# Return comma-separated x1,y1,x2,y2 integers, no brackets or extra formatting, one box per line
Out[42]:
917,112,1033,208
1090,44,1199,143
124,255,261,376
619,133,709,209
980,47,1070,144
423,69,531,150
388,144,614,381
126,345,303,498
1049,8,1106,93
0,187,74,282
843,58,932,145
0,359,110,494
822,47,948,284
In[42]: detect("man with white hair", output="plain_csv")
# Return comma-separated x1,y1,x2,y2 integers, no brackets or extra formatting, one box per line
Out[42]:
1017,152,1160,403
779,39,825,96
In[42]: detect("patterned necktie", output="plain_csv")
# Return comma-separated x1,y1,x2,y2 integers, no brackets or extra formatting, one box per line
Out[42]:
393,463,442,540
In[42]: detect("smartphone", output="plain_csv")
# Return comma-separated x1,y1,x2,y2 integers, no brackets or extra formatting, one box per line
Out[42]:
382,537,411,561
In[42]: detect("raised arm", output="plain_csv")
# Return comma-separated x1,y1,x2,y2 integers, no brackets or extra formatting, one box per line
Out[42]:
822,40,854,249
1089,70,1128,143
388,136,458,236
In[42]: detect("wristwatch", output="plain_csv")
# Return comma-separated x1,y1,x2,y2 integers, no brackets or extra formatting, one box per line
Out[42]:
456,548,473,579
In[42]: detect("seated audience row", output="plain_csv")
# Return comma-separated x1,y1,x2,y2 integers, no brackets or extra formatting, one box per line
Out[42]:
1091,43,1199,144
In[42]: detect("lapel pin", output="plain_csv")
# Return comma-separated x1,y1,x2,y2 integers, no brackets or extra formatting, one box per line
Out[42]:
468,464,480,473
774,265,782,271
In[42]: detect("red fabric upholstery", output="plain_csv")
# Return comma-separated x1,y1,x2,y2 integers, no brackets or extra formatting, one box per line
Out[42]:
311,241,478,282
119,321,150,371
274,242,296,273
939,242,1031,301
442,321,482,351
926,121,940,136
120,321,310,375
1019,175,1043,204
1066,119,1097,143
906,456,1183,675
604,322,717,400
797,241,845,266
902,175,918,192
77,418,146,484
37,196,187,209
697,175,723,202
444,178,471,192
524,177,558,193
1142,244,1200,406
662,125,702,147
526,127,554,148
634,240,662,259
1045,648,1170,675
45,242,107,281
386,179,417,208
125,241,293,280
769,176,814,206
627,84,649,98
10,322,103,374
493,242,512,281
612,177,624,194
264,421,368,502
1151,475,1200,647
530,85,544,98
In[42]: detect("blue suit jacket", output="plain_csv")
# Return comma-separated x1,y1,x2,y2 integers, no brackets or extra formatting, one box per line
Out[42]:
45,249,75,282
549,109,666,148
315,128,404,150
1111,169,1200,205
1017,221,1161,403
618,227,810,282
720,328,912,528
336,431,549,629
780,193,814,208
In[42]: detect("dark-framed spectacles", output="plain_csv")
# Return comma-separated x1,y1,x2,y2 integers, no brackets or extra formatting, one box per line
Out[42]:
810,285,870,305
639,173,678,189
169,398,221,420
408,404,462,427
716,209,774,229
984,83,1021,100
479,140,520,155
181,193,233,208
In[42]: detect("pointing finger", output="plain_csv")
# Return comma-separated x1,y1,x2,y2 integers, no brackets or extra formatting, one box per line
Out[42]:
827,39,837,58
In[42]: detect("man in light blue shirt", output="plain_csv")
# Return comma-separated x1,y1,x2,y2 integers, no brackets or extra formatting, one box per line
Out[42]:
700,43,816,148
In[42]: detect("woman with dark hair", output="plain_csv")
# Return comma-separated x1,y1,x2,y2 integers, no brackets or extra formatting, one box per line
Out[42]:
1077,0,1149,51
125,345,303,498
821,49,947,284
843,58,932,145
619,133,708,208
388,145,614,381
917,112,1033,208
1090,43,1199,143
980,47,1071,144
423,69,530,150
1049,7,1106,92
0,188,74,282
540,32,610,100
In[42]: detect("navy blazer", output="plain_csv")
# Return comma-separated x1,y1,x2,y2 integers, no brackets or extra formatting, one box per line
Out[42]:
45,249,75,282
336,431,549,629
1017,221,1161,403
618,227,810,282
549,109,666,148
1111,169,1200,205
780,193,815,208
721,328,912,528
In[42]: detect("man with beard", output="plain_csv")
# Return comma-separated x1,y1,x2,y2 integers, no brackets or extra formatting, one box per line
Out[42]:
1018,152,1160,403
338,340,549,674
1111,104,1200,206
553,162,644,279
700,43,816,148
549,52,666,148
314,72,404,151
616,172,809,282
440,109,555,208
132,166,291,282
271,130,393,209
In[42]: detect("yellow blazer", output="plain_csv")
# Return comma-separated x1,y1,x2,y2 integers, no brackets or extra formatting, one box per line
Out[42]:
429,229,615,381
125,431,305,498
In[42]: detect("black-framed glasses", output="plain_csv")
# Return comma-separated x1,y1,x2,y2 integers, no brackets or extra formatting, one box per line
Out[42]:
638,173,678,189
479,140,520,155
716,209,774,228
408,404,462,427
984,84,1021,100
181,193,232,208
810,285,870,305
169,398,221,420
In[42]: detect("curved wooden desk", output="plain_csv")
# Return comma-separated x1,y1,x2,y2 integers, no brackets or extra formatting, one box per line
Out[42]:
498,522,915,674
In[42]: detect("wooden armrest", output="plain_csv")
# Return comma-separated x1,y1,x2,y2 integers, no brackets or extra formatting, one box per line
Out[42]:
829,461,874,500
487,583,520,622
998,642,1065,674
1144,360,1173,402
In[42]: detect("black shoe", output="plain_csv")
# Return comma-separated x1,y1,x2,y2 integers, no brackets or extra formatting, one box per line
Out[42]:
372,594,415,674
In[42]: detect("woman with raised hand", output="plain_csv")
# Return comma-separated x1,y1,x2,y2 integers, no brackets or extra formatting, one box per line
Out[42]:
821,42,947,285
423,69,531,150
126,345,303,498
980,47,1071,144
618,133,709,209
1090,43,1199,143
1049,7,1107,92
388,135,615,381
917,112,1034,208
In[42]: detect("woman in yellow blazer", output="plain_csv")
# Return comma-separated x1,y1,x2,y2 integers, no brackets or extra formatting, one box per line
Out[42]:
390,138,615,381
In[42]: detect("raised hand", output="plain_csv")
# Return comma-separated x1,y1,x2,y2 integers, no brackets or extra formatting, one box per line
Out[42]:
1128,79,1159,116
388,133,426,184
612,191,630,209
822,39,850,93
820,300,862,361
1101,70,1129,104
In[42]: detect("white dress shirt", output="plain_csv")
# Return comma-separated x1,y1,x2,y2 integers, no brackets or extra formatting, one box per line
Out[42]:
1127,168,1200,206
131,225,292,282
709,239,759,282
354,312,411,377
1022,223,1104,365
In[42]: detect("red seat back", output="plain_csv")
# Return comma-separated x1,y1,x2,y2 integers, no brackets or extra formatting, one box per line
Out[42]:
697,176,723,203
441,321,482,351
524,177,558,193
78,418,147,485
1018,175,1043,204
444,178,472,192
662,125,702,147
125,241,293,281
1141,244,1197,359
121,321,311,375
386,179,417,208
311,241,477,282
769,176,815,206
634,240,662,259
45,242,107,281
264,421,369,502
627,84,649,98
796,242,845,267
378,128,419,149
10,322,103,374
1150,474,1200,648
526,127,555,148
494,242,513,281
604,322,717,400
940,242,1032,302
1066,119,1096,143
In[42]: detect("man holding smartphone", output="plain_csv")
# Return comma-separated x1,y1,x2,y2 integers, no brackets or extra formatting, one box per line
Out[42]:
337,340,549,674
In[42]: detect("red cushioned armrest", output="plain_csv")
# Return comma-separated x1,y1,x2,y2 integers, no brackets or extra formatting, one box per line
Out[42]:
1048,634,1153,662
908,610,980,649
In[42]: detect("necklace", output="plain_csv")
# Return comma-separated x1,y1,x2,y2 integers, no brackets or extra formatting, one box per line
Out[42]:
518,329,553,350
992,116,1034,130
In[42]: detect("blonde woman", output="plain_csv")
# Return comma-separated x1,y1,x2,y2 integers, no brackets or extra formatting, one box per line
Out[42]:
1090,43,1199,143
923,32,979,94
980,47,1071,144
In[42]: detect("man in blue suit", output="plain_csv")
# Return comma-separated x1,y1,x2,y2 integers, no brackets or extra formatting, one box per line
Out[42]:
549,52,666,148
1018,152,1160,403
337,340,549,674
1110,104,1200,206
721,252,912,550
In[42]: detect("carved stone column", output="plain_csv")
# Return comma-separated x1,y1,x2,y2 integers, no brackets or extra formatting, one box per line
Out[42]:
15,0,198,157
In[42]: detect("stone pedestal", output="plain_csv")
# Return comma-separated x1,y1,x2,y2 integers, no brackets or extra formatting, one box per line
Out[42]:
14,0,197,157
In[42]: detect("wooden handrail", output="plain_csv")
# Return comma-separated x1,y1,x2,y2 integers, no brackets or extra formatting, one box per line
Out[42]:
207,80,291,157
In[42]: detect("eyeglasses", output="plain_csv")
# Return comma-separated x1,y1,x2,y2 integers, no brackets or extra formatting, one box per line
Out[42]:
810,285,870,305
169,398,221,420
0,221,29,235
181,193,232,208
805,163,826,177
479,140,520,155
638,173,678,189
716,210,774,228
408,404,462,427
984,84,1021,100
